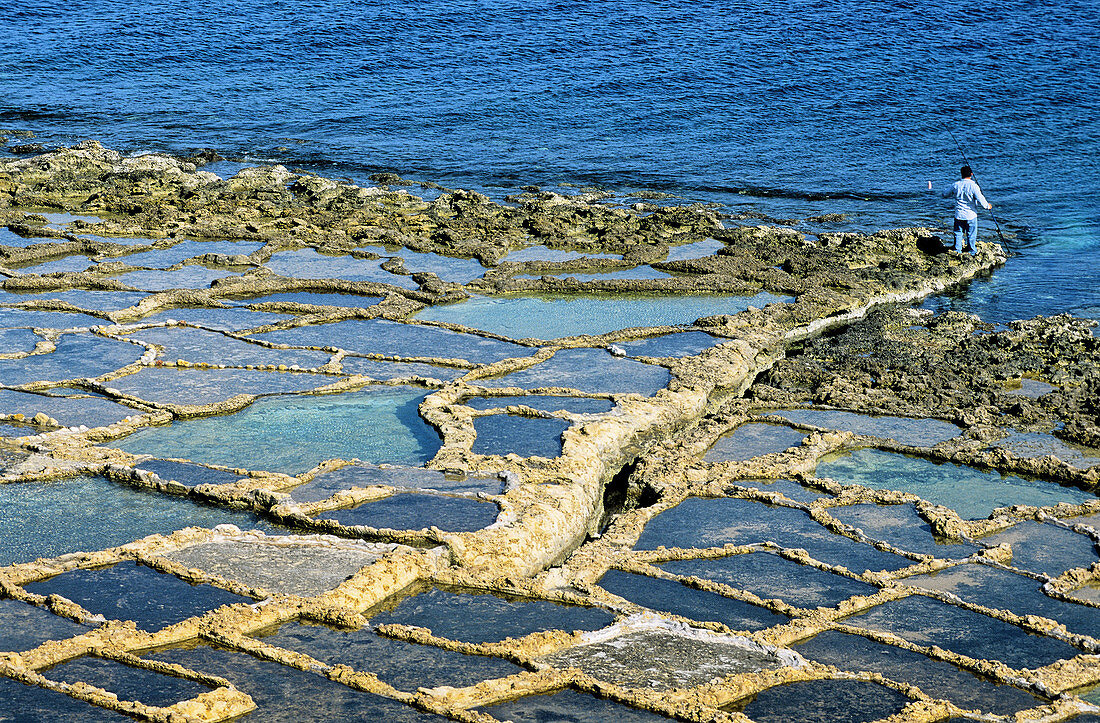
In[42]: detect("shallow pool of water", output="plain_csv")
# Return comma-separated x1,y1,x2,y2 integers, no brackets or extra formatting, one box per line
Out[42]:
704,423,807,463
0,327,44,353
0,227,64,248
901,563,1099,639
635,497,911,574
14,254,96,274
658,552,877,609
145,641,447,722
725,678,912,723
233,291,382,308
125,326,331,368
0,388,136,428
112,387,440,474
112,266,237,291
462,395,614,415
319,492,499,533
663,238,727,261
1005,378,1058,398
515,266,670,282
263,249,418,289
816,448,1096,519
139,306,294,331
4,289,151,312
827,503,980,557
42,655,214,708
0,306,104,329
614,330,726,358
368,585,614,643
481,347,670,396
842,594,1082,669
255,318,535,365
0,676,132,721
258,618,522,690
0,597,92,652
40,212,103,230
598,569,788,632
0,333,141,386
478,689,672,723
501,246,620,263
23,561,252,631
394,249,487,283
793,629,1042,715
770,408,962,447
415,291,792,339
977,521,1099,577
992,430,1100,470
471,414,570,458
105,367,338,405
116,239,264,267
289,464,504,502
130,459,243,487
0,476,284,566
340,356,467,381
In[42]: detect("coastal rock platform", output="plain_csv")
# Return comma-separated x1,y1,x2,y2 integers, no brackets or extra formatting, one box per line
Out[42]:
1,143,1098,722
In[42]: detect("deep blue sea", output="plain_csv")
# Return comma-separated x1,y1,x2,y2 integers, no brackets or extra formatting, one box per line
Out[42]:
2,0,1098,324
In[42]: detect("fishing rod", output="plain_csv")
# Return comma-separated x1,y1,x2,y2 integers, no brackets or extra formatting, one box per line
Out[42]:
944,126,1010,250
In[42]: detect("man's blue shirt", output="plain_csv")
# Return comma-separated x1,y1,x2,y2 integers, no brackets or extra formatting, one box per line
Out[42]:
942,178,989,220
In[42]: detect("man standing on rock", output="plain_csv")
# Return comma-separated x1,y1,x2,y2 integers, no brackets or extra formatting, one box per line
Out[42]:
941,166,992,255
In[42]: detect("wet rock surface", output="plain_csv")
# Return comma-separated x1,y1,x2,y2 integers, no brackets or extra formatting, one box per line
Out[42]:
1,144,1098,722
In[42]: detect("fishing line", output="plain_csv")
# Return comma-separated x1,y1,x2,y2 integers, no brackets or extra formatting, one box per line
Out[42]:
944,126,1011,251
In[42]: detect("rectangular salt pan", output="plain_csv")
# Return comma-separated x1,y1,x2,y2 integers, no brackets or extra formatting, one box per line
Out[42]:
290,464,504,502
256,619,523,690
254,319,534,365
479,689,673,723
634,497,910,574
842,594,1083,669
0,333,142,386
481,348,670,395
367,585,615,644
771,408,961,447
415,292,792,339
598,569,788,632
902,562,1100,639
657,552,877,609
0,476,284,566
726,679,911,722
0,388,136,429
43,655,213,708
703,423,807,462
827,503,980,557
318,493,499,533
0,598,91,652
0,676,133,721
145,642,448,722
816,448,1096,520
124,326,331,368
112,387,441,475
471,414,569,458
794,629,1043,715
164,540,387,597
105,367,338,405
23,561,251,631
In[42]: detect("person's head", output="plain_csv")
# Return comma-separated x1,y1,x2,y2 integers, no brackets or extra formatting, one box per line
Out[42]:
961,165,972,179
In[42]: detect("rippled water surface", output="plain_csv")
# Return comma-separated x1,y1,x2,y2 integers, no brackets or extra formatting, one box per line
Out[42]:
2,0,1097,324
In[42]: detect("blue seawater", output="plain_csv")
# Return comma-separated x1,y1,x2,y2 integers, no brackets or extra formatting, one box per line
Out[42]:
2,0,1098,324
